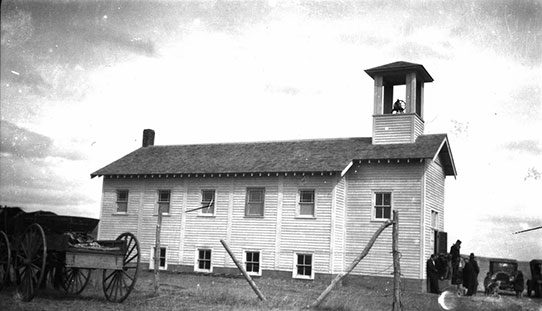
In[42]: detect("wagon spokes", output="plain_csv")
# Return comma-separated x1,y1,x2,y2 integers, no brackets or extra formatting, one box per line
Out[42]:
61,267,91,295
102,232,140,302
15,224,46,302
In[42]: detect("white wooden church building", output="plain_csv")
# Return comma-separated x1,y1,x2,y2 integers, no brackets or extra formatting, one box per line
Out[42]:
91,61,456,291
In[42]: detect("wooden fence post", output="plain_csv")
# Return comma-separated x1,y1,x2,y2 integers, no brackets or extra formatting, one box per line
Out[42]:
310,219,393,308
220,239,266,301
153,210,162,295
392,210,402,311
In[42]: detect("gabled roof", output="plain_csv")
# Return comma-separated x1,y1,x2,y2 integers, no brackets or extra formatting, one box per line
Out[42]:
91,134,456,178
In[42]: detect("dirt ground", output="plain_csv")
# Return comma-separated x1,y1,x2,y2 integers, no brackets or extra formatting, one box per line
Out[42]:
1,270,541,311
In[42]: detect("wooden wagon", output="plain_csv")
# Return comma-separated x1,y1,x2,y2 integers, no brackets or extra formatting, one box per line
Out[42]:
0,207,140,302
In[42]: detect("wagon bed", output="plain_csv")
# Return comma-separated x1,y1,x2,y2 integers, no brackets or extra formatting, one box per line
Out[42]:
0,207,140,303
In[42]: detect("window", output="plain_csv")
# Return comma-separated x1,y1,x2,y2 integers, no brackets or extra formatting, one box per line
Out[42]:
200,190,215,215
374,192,392,220
196,249,212,272
294,253,313,279
431,210,438,228
298,190,315,217
150,246,167,270
244,251,261,276
158,190,171,214
245,188,265,216
116,190,129,213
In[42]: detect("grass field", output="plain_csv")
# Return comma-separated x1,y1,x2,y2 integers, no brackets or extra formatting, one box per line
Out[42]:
1,270,541,311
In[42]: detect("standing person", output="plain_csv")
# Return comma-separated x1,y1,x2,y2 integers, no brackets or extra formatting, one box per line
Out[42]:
463,255,478,296
427,254,440,294
450,240,462,285
514,271,524,298
469,253,480,295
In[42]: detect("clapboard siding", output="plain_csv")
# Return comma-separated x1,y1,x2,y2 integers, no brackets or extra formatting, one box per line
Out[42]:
332,177,346,273
98,158,442,282
345,162,424,279
423,157,446,277
98,179,143,240
278,176,336,273
226,177,279,270
182,178,231,267
372,114,423,144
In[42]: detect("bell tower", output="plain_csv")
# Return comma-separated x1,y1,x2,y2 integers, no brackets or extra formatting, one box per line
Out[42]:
365,61,433,144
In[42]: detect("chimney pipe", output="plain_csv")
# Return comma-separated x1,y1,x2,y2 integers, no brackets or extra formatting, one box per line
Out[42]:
142,129,155,147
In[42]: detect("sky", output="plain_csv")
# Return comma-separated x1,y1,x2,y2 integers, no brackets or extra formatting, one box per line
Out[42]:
0,0,540,261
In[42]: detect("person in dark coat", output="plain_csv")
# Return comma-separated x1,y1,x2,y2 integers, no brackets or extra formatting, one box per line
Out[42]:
450,240,461,284
514,270,524,298
463,254,479,296
469,253,480,295
427,254,440,294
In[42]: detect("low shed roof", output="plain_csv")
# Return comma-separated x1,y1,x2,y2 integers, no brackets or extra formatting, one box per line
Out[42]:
91,134,456,178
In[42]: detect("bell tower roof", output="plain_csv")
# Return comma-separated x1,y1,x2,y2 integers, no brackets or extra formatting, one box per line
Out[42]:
364,61,433,84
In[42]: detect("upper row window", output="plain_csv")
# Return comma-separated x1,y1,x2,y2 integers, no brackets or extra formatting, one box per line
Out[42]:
122,188,318,217
246,188,265,216
298,190,315,217
374,192,391,220
116,190,129,213
158,190,171,214
201,190,215,215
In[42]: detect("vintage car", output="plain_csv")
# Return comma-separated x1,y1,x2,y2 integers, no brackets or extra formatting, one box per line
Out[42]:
489,259,518,292
527,259,542,298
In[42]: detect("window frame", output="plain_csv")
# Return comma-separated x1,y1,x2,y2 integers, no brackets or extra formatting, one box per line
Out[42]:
115,189,129,214
199,189,216,216
245,187,265,217
297,189,316,218
293,252,314,280
157,189,171,215
243,250,262,277
150,246,167,270
372,191,393,221
195,248,213,273
431,210,439,229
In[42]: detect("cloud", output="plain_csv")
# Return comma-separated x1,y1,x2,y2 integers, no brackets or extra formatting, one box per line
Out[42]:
0,120,87,160
0,4,34,48
0,120,52,158
502,139,542,155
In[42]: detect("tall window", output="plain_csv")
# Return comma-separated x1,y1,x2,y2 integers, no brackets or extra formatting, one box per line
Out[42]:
294,253,313,279
245,188,265,216
150,246,167,270
245,251,261,276
431,210,438,228
374,192,392,220
158,190,171,214
116,190,129,213
201,190,215,215
197,249,212,272
298,190,315,217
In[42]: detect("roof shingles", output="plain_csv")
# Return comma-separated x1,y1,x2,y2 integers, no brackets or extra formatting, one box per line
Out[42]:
91,134,455,177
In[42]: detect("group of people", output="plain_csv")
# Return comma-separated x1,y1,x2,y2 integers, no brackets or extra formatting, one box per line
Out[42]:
427,239,526,297
426,239,480,295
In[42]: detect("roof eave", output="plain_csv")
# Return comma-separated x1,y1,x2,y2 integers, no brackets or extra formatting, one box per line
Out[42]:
432,136,457,178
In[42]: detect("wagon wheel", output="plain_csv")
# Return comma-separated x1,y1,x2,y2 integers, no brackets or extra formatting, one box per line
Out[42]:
61,267,91,294
16,223,47,301
102,232,140,303
0,231,10,291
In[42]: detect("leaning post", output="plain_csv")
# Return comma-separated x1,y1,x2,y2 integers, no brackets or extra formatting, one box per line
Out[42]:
153,209,163,295
392,210,402,311
220,239,266,301
310,219,393,308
